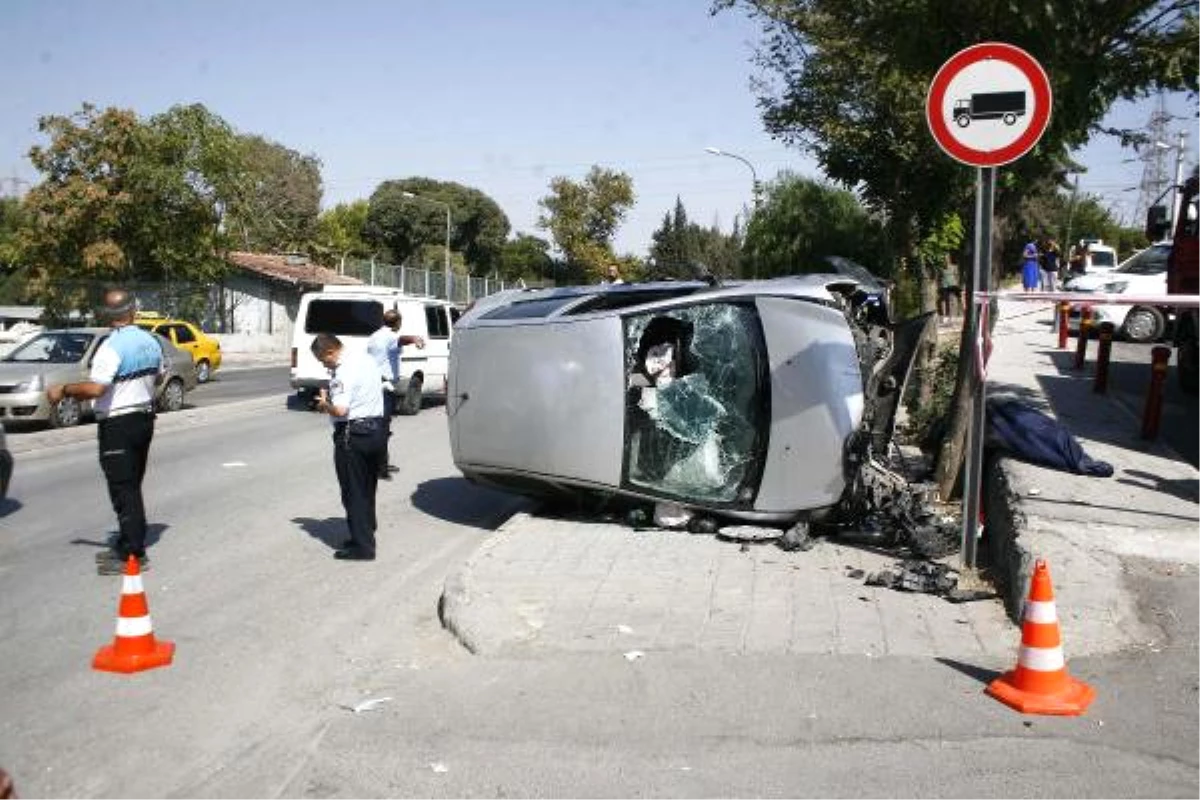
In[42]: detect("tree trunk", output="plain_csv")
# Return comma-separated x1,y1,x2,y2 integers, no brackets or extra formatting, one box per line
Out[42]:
934,314,974,501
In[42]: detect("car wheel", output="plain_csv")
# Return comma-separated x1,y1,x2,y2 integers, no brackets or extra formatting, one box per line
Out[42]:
1121,306,1165,344
49,396,81,429
158,378,185,413
396,376,423,416
1179,338,1198,394
195,359,211,383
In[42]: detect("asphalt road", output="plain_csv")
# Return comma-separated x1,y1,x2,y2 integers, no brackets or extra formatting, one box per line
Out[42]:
0,362,1195,797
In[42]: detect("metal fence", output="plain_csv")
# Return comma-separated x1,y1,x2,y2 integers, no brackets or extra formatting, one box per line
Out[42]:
339,259,545,305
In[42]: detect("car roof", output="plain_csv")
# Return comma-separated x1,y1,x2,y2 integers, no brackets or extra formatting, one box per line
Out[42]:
460,274,860,326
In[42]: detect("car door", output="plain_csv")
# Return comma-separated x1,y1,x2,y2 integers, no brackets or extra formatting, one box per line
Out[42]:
161,323,198,363
421,303,453,392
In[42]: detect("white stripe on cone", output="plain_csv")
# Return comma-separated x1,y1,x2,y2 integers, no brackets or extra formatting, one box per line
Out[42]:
115,615,154,637
122,574,144,594
1023,600,1058,624
1019,644,1066,672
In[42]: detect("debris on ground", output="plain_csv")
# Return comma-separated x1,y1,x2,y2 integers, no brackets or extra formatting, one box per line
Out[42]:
716,524,782,543
777,521,817,552
341,696,393,714
864,559,998,602
654,501,692,529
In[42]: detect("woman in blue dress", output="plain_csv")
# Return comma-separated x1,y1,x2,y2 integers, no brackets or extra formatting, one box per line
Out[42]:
1021,241,1041,290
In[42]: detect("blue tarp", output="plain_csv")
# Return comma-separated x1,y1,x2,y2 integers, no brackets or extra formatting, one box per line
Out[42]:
987,397,1114,477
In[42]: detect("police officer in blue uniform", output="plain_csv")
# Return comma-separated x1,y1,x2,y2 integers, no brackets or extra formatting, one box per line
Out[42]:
47,289,164,575
312,332,387,561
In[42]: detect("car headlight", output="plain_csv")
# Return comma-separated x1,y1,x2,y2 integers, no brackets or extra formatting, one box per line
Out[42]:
13,375,44,393
1101,281,1129,294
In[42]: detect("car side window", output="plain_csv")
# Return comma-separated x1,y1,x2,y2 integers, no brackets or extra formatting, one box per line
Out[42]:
172,324,196,344
425,306,450,339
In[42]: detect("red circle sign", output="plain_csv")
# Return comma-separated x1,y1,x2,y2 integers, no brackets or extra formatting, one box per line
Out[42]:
926,42,1052,167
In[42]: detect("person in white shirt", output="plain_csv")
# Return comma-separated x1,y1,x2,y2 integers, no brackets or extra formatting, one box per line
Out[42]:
365,310,424,480
312,332,388,561
46,289,164,575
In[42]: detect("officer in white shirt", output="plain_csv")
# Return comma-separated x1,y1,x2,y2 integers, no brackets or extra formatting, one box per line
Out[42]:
46,289,164,575
312,332,387,561
365,310,424,480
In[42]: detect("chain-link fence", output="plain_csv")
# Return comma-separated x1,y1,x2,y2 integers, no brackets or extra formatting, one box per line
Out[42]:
339,259,544,305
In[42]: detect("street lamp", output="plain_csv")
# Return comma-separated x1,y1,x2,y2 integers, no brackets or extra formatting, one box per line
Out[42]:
704,147,762,209
402,191,452,301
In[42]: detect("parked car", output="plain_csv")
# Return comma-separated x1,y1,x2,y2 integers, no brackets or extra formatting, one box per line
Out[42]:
1064,243,1172,343
0,328,197,428
133,312,222,382
448,274,931,525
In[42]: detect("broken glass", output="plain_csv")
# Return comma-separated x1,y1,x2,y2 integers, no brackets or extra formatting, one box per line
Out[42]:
622,302,767,505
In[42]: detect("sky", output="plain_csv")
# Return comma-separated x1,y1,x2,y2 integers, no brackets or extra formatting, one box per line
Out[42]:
0,0,1195,258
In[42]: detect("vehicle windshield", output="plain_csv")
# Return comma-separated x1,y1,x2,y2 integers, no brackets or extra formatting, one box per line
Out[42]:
622,302,768,505
5,332,95,363
1090,251,1116,269
1115,245,1170,276
304,299,384,335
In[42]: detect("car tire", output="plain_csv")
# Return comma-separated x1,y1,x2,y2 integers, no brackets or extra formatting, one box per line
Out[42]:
158,378,185,413
396,376,422,416
49,397,82,429
1179,338,1198,394
195,359,211,383
1121,306,1165,344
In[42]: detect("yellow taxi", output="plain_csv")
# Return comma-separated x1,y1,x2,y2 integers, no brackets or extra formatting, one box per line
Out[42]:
134,312,222,382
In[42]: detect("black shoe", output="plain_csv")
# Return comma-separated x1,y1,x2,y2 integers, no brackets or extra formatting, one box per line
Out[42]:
333,548,375,561
97,553,149,575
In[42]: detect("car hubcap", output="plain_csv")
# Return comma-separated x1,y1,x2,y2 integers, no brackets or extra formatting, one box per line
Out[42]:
1126,312,1154,341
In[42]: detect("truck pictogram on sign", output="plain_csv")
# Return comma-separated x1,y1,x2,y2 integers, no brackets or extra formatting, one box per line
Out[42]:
953,91,1026,127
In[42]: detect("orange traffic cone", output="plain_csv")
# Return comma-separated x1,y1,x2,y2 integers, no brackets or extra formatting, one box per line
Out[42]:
93,555,174,674
987,559,1094,715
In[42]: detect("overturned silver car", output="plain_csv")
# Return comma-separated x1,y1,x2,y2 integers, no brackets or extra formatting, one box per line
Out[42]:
448,275,931,526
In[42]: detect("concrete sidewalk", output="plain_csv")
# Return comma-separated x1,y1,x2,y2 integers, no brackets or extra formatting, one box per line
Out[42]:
439,298,1199,659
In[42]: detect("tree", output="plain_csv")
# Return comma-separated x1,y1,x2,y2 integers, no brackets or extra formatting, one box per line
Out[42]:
715,0,1197,498
537,166,635,280
223,134,322,253
649,196,743,279
742,174,887,277
312,200,373,269
20,103,247,315
363,178,510,272
497,234,554,282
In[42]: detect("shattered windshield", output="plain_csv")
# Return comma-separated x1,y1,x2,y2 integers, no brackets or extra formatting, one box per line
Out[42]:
622,302,768,505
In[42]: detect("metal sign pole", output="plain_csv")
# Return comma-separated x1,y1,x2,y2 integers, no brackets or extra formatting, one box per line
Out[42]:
961,166,995,571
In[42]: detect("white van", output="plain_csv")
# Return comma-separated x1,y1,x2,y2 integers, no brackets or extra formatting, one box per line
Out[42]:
290,285,460,415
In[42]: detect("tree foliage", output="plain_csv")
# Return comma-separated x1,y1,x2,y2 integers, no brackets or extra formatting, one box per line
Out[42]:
649,197,743,279
223,134,322,253
312,200,374,266
537,166,635,280
714,0,1197,259
21,103,246,313
741,173,887,277
363,178,510,272
497,233,555,282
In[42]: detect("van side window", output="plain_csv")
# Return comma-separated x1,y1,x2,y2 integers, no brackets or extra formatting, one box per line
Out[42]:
425,305,450,339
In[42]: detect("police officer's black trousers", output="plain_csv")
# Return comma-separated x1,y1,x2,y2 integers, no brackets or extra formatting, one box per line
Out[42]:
378,388,396,477
332,423,386,556
97,412,155,558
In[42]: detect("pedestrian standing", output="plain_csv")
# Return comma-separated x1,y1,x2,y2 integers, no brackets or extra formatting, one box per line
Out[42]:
937,254,962,323
312,332,387,561
366,310,425,480
47,289,164,575
1039,238,1061,293
1021,241,1041,291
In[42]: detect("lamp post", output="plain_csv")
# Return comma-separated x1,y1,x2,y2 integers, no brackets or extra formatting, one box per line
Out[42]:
402,191,452,301
705,147,762,209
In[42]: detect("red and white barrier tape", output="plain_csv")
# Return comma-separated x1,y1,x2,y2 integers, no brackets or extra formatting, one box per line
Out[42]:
974,290,1200,307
